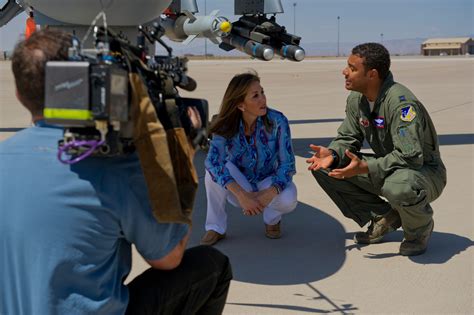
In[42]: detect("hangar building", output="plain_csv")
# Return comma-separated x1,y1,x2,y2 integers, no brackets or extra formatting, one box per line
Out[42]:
421,37,474,56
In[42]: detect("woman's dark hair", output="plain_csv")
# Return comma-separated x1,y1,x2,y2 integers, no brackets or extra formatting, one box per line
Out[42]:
210,71,272,138
352,43,391,80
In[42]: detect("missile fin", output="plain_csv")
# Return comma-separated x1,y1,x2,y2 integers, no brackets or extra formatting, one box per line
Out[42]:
183,34,197,45
208,36,220,45
219,42,235,52
182,10,196,22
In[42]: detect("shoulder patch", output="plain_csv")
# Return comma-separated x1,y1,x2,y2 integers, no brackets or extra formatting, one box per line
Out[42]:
399,95,406,102
400,105,416,122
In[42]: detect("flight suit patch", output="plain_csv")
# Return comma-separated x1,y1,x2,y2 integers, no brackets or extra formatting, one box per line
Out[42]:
374,116,385,128
401,105,416,122
398,126,415,155
359,117,369,127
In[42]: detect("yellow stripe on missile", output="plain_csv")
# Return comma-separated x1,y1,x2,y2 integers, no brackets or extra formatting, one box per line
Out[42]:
44,108,93,120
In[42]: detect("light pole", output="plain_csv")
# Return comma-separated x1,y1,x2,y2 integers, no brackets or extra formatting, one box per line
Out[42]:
337,16,340,57
204,0,207,58
293,2,297,34
380,33,384,44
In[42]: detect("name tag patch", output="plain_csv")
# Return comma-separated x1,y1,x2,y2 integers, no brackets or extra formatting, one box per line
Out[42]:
374,116,385,128
401,105,416,122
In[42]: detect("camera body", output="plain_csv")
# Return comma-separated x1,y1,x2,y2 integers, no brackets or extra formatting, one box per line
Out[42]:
45,61,129,126
43,30,208,162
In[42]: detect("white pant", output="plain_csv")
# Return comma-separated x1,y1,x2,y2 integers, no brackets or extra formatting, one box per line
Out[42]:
205,161,297,234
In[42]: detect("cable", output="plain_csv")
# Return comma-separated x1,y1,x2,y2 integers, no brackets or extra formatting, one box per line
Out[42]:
58,140,105,164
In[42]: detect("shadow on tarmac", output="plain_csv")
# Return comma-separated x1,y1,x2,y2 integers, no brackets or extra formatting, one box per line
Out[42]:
289,118,345,125
345,231,474,263
0,127,23,132
226,298,358,314
191,131,473,286
189,151,347,285
292,133,474,159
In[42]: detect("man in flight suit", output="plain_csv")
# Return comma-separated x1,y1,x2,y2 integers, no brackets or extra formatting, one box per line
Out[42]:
307,43,446,256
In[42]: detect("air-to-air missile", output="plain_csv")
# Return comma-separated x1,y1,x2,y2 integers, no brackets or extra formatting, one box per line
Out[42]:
220,14,305,62
0,0,305,62
161,4,232,45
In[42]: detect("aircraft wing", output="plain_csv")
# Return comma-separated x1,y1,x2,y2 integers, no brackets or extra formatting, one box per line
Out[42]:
0,0,24,28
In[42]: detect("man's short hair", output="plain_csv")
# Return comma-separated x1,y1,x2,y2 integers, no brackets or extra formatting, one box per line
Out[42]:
352,43,391,81
11,29,72,116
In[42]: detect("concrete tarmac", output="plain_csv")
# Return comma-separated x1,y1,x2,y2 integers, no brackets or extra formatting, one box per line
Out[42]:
1,57,473,314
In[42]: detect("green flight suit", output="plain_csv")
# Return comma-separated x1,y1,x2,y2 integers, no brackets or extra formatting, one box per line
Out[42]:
313,72,447,239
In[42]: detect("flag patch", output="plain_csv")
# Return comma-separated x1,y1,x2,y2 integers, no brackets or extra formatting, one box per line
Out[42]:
374,116,385,128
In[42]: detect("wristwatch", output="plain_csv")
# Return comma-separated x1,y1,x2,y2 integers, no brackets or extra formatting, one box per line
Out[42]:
329,149,339,168
273,185,281,194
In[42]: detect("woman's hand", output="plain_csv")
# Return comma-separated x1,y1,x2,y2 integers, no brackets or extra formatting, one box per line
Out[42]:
227,182,264,216
237,191,264,216
255,186,278,208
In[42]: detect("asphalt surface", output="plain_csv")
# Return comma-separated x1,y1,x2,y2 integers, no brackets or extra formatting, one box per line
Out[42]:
1,57,473,314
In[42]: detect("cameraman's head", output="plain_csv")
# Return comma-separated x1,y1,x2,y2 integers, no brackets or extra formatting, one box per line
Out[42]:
11,29,72,121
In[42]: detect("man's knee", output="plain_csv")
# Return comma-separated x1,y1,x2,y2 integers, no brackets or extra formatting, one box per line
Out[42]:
311,169,331,186
382,170,428,210
311,169,326,180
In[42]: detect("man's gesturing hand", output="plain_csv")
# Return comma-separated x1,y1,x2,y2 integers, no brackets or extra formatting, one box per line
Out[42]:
306,145,334,171
328,149,369,179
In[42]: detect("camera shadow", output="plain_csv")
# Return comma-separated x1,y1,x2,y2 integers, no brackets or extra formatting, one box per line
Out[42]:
189,151,347,285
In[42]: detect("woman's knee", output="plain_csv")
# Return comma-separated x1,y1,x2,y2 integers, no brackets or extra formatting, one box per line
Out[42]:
274,182,298,212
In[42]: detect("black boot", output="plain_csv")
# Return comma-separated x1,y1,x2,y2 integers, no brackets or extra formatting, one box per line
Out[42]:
399,220,434,256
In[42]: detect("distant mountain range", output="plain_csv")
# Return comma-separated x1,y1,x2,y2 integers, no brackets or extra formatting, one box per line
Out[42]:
301,38,429,56
165,37,466,57
2,36,472,58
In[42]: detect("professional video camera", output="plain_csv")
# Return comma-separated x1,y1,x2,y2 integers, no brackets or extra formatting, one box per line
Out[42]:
43,24,209,164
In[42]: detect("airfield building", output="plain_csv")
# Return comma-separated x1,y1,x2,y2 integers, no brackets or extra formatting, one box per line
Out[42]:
421,37,474,56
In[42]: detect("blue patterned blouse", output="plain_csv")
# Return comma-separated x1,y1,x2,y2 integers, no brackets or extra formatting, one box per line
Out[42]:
205,108,296,192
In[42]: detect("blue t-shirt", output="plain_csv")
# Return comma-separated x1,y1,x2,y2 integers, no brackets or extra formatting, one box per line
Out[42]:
205,108,296,192
0,125,188,315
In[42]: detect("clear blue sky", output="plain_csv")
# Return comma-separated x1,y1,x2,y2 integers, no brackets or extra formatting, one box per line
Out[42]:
1,0,472,51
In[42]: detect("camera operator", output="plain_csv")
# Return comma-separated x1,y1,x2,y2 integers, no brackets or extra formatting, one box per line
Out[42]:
0,29,232,315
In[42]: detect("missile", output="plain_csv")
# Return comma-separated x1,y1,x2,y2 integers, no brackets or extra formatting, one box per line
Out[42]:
161,10,231,45
277,45,305,62
219,14,305,62
220,33,274,61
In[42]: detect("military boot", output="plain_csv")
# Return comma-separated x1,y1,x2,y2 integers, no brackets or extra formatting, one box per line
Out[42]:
399,220,434,256
354,209,402,244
